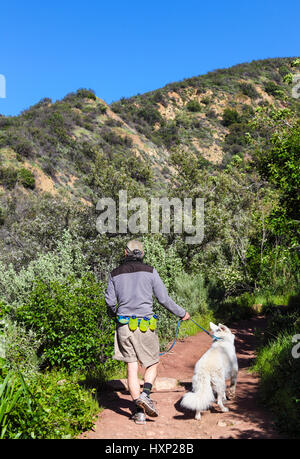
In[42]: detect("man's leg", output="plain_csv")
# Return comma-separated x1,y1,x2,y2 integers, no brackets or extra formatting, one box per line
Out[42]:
144,362,159,386
136,362,159,417
127,361,141,400
127,361,147,424
127,361,159,399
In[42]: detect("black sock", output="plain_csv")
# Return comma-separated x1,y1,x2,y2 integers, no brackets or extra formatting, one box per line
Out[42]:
142,382,152,396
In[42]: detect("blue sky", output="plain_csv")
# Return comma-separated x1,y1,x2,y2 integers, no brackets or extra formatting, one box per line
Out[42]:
0,0,299,116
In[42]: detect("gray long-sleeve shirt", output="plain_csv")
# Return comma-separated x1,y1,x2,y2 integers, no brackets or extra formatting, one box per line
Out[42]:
105,259,186,319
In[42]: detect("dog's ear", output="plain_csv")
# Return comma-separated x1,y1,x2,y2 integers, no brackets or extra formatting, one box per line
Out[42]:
210,322,218,332
218,323,228,332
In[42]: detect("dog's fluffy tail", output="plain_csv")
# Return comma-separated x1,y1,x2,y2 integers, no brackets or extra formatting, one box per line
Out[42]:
180,372,215,412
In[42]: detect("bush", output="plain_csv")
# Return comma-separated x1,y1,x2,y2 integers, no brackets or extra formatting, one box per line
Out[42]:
0,166,18,189
251,290,300,437
0,318,42,378
0,208,4,225
17,168,35,189
222,108,242,126
239,82,259,99
0,367,98,439
0,229,89,309
76,88,97,100
186,100,202,112
264,81,282,96
253,332,300,437
13,138,35,157
15,274,116,373
155,121,180,148
137,105,162,126
173,272,208,316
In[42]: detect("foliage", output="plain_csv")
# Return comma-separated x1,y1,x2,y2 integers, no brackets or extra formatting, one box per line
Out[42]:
252,291,300,437
250,107,300,241
15,274,116,373
17,168,35,189
0,230,90,309
0,370,30,439
0,166,35,189
253,332,300,438
0,367,98,439
0,318,42,378
222,108,242,127
239,82,259,99
172,272,208,316
186,100,202,112
0,166,18,189
264,81,284,97
0,56,299,437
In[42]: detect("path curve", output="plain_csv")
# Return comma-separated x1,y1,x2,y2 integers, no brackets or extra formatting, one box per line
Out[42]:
80,315,281,439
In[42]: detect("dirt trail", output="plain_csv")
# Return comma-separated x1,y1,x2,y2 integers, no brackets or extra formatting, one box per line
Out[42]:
80,315,281,439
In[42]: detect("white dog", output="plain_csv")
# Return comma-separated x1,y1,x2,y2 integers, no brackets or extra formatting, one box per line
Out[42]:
180,322,238,420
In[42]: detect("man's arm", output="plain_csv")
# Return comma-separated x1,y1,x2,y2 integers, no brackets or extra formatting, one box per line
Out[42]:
152,268,188,319
105,274,118,317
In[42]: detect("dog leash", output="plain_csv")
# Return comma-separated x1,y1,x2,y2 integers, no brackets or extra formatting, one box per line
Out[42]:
159,318,221,356
189,318,221,341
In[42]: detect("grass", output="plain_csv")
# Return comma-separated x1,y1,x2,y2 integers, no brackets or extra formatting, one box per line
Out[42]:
250,288,300,438
252,331,300,438
177,311,215,341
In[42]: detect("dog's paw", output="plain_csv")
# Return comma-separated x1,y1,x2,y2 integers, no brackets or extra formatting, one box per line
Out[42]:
227,389,236,399
195,411,202,421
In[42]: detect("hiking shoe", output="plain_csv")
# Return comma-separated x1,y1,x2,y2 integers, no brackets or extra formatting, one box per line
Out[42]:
136,392,158,417
131,411,146,425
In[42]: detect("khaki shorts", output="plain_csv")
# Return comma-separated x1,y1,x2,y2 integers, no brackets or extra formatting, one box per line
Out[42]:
113,324,160,368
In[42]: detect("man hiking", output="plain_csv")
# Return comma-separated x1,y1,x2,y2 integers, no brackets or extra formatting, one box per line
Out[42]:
105,240,190,425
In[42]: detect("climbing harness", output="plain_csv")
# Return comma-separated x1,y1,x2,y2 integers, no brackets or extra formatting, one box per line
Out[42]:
159,318,222,356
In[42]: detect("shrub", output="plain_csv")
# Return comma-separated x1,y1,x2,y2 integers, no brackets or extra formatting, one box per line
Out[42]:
0,317,42,378
239,82,259,99
0,167,18,189
173,272,208,316
186,100,202,112
17,168,35,189
46,112,69,144
137,105,162,126
102,131,132,147
253,332,300,437
155,121,180,148
0,207,4,225
13,138,35,158
264,81,282,97
15,274,116,373
0,367,98,439
0,230,90,309
76,88,97,100
251,290,300,437
201,96,211,105
222,108,242,127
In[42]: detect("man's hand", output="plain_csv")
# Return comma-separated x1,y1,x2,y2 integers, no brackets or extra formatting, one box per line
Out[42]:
181,312,190,321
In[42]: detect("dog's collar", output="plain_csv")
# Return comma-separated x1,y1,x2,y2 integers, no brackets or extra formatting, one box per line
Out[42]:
212,335,223,342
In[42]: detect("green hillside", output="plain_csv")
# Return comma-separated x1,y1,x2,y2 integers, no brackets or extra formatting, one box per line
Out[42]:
0,56,299,438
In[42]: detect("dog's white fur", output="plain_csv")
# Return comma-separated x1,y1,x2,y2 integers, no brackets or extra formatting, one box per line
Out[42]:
180,322,238,420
